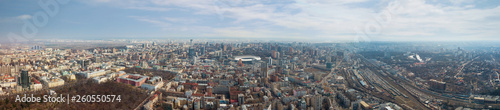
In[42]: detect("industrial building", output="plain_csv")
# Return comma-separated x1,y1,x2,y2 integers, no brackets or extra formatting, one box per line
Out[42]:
429,79,446,92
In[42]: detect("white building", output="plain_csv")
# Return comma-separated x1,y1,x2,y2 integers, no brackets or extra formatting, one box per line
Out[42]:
0,82,16,88
31,83,42,91
93,76,108,84
141,76,164,91
80,70,109,79
41,77,65,88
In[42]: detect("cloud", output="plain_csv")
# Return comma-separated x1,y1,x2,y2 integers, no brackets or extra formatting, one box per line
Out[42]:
94,0,112,3
163,17,197,24
0,15,32,23
78,0,500,41
17,15,32,20
129,16,170,28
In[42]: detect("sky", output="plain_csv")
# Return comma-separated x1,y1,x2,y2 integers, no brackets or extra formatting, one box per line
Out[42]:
0,0,499,42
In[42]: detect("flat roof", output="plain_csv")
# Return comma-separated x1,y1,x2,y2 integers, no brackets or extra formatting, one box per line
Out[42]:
119,74,149,82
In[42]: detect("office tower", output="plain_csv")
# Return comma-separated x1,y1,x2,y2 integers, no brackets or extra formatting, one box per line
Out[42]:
31,45,42,50
200,46,205,55
80,60,89,70
271,51,277,59
189,48,196,58
268,58,273,65
18,70,31,89
238,94,244,106
261,62,268,78
276,52,280,59
192,56,198,65
222,44,227,51
326,62,333,69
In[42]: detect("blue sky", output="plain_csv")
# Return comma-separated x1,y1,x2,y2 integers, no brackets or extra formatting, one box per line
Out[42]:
0,0,499,42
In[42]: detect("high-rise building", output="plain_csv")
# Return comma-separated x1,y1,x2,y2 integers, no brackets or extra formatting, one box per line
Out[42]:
268,58,273,65
261,62,268,78
94,56,102,63
300,100,307,109
141,61,149,68
200,46,205,55
18,70,31,90
79,60,89,70
238,94,245,106
0,65,13,75
207,86,213,95
336,93,351,108
326,62,333,69
271,51,277,59
31,45,42,50
192,56,198,65
312,95,323,110
189,48,196,58
276,52,280,59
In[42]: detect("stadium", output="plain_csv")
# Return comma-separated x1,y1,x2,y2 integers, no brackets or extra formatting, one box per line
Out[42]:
234,55,261,62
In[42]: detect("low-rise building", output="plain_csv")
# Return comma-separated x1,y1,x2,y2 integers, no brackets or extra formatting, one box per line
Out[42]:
141,76,164,91
41,77,65,88
93,76,108,84
117,74,149,87
31,78,42,90
80,70,109,79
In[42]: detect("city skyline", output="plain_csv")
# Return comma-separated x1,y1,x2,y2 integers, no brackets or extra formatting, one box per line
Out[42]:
1,0,500,42
4,0,500,109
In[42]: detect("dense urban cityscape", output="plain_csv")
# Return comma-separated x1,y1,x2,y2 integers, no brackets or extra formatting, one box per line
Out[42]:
0,40,499,110
2,0,500,109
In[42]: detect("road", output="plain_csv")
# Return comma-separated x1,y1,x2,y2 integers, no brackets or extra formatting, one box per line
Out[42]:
321,60,342,84
454,56,479,78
